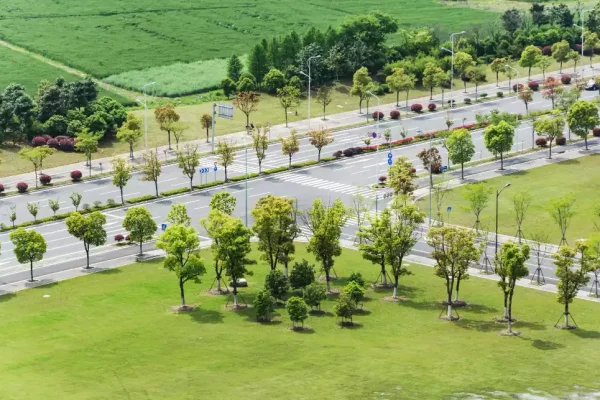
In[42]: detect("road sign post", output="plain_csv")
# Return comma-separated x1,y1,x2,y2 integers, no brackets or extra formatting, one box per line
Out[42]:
447,206,452,225
213,163,218,182
161,223,167,231
212,103,234,154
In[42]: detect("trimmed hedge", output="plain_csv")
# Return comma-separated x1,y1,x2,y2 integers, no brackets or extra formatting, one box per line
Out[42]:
593,127,600,137
528,81,539,91
39,174,52,185
71,170,83,182
230,172,259,182
262,166,288,175
556,136,566,145
291,160,318,169
561,75,571,84
193,180,224,190
535,137,547,147
16,182,28,193
410,103,423,113
160,187,191,196
320,156,337,162
428,103,436,111
126,195,157,204
390,110,400,120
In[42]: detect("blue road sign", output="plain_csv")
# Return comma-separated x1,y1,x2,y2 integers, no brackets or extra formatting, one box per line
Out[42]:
213,166,218,172
446,206,452,212
387,152,393,159
199,168,204,174
161,223,167,231
372,132,377,138
204,167,209,173
387,158,393,165
441,165,448,171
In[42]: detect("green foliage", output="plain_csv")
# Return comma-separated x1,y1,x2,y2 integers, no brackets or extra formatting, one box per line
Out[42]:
446,128,475,179
209,192,237,215
285,296,309,327
554,246,590,306
566,100,599,148
176,144,200,189
348,272,365,287
9,227,47,279
263,69,286,94
160,187,191,197
126,195,157,204
111,157,132,204
343,281,365,305
334,294,355,322
264,269,289,301
483,121,515,167
123,207,157,254
289,259,316,289
227,54,244,82
65,211,107,267
387,156,417,195
253,290,276,321
303,282,327,310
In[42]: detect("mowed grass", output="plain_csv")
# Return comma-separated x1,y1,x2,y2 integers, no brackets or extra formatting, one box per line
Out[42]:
417,155,600,245
0,244,599,399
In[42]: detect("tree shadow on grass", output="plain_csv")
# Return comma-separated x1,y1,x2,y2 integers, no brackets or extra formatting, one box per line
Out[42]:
456,318,499,332
530,339,565,351
514,320,547,331
354,308,372,316
28,279,59,289
338,321,364,330
401,299,444,311
93,268,122,275
187,308,225,324
310,309,333,317
570,328,600,339
290,326,315,334
464,303,499,314
0,291,16,302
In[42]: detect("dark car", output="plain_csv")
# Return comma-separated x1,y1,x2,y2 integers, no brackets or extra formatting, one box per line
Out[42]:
585,79,598,91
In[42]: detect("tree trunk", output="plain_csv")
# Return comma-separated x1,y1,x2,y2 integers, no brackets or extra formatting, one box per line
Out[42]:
549,142,552,159
284,262,289,278
430,86,433,100
585,136,589,150
496,72,499,86
508,286,514,332
34,168,38,189
381,265,387,285
168,132,172,150
393,275,399,297
565,303,569,327
396,91,399,107
323,104,326,120
528,66,532,80
224,166,228,182
405,92,409,109
206,127,209,143
503,292,509,319
461,162,464,179
258,159,262,175
326,270,331,292
285,109,288,127
155,180,159,197
139,240,143,256
190,177,193,190
560,61,563,73
317,149,321,162
500,152,504,170
454,278,461,302
29,260,34,282
85,247,90,269
130,144,134,160
120,187,124,205
289,154,292,169
180,278,186,306
233,285,239,307
441,89,445,109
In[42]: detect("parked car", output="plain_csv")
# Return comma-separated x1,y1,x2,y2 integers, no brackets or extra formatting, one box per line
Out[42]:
229,278,248,288
585,79,598,91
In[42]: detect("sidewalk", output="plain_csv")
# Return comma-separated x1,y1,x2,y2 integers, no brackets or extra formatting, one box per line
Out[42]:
3,62,600,188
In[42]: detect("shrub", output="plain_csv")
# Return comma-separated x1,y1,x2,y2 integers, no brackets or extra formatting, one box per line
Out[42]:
70,170,82,182
427,103,437,111
160,187,191,196
378,175,387,183
42,134,53,142
46,138,59,149
125,234,131,242
254,290,276,322
353,147,363,155
447,99,456,106
286,296,309,328
390,110,400,119
55,135,69,142
106,198,116,206
31,136,47,147
464,98,472,104
289,259,316,290
556,136,566,145
114,234,124,242
411,167,417,173
528,81,539,91
512,83,524,93
372,111,384,120
497,91,504,98
480,93,488,98
264,270,289,301
291,160,318,168
126,195,157,204
343,148,355,157
593,127,600,137
39,174,52,185
561,75,571,84
0,183,4,193
16,182,28,193
343,281,365,306
535,137,547,147
230,172,259,182
431,164,442,174
542,45,552,56
93,200,102,208
303,283,327,311
59,139,74,151
348,272,366,287
410,103,423,113
333,150,343,158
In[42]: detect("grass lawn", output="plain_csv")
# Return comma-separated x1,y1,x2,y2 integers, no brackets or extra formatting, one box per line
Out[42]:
417,154,600,245
1,243,599,399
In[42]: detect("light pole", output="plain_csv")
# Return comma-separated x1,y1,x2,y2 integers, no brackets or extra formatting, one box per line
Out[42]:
505,65,519,98
245,125,250,227
367,91,381,180
137,82,157,151
447,31,466,113
299,55,321,129
495,183,511,255
575,9,595,73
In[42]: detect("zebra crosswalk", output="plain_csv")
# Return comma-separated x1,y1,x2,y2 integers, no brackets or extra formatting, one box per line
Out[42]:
274,172,381,199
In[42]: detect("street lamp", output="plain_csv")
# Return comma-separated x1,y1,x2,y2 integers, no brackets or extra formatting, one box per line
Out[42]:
505,65,519,98
136,81,157,151
495,183,511,255
244,125,250,227
367,90,381,180
299,55,321,129
443,31,466,113
574,9,595,74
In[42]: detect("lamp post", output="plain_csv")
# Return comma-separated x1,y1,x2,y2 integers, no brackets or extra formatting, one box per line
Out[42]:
448,31,466,113
136,82,157,151
299,55,321,129
367,91,381,180
495,183,511,255
245,125,250,227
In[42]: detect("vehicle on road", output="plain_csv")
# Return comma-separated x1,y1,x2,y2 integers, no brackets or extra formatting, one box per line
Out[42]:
585,79,598,91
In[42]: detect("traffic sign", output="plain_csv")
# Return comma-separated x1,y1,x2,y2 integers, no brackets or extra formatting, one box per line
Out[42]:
387,158,393,165
387,152,393,159
446,206,452,212
372,132,377,138
213,166,218,172
204,167,209,173
161,223,167,231
217,103,234,119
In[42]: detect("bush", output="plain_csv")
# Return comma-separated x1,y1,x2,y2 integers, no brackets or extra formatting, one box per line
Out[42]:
332,150,343,158
334,294,355,323
39,174,52,185
593,127,600,137
542,45,552,56
512,83,524,93
47,138,59,149
372,111,384,121
286,296,309,328
125,234,131,242
160,187,191,196
390,110,400,119
343,148,355,157
561,75,571,84
16,182,28,193
59,139,74,151
114,234,124,242
262,166,288,175
480,93,488,98
107,198,116,206
289,259,316,289
42,134,53,142
31,136,47,147
497,91,504,98
343,281,365,305
193,180,224,190
464,98,472,104
264,270,289,301
348,272,366,287
82,203,90,211
556,136,566,145
55,135,69,142
378,175,387,183
428,103,436,111
70,170,82,182
528,81,539,91
410,103,423,113
535,137,547,147
291,160,318,168
93,200,102,208
0,183,4,193
431,163,442,174
126,195,157,204
353,147,363,155
303,283,327,311
230,172,259,182
447,99,456,106
253,290,276,322
320,156,337,162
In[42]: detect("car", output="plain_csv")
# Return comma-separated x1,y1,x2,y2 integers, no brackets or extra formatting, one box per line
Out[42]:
585,79,598,91
229,278,248,288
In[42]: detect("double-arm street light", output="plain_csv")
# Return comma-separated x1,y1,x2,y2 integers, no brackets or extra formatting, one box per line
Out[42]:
135,81,157,151
299,55,321,129
440,31,466,114
495,183,511,255
574,9,595,74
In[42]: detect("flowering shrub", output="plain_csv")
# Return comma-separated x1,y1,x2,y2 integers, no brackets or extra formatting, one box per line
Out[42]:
125,234,131,242
556,136,566,145
390,110,400,119
39,174,52,185
410,103,423,113
59,139,74,151
372,111,384,121
31,136,47,147
47,138,59,149
378,175,387,183
332,150,343,158
561,75,571,84
71,170,83,182
16,182,28,193
343,148,355,157
542,45,552,56
42,134,53,142
431,164,442,174
55,135,69,142
512,83,524,93
0,183,4,193
535,137,547,147
410,167,417,173
593,127,600,137
114,234,125,243
428,103,437,111
528,81,539,91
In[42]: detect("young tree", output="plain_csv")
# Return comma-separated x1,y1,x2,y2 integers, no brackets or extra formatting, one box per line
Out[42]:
399,73,417,109
307,127,334,162
281,130,300,168
216,140,235,182
547,193,576,246
534,114,565,159
490,57,507,86
167,203,191,226
484,121,515,170
427,226,479,320
462,183,492,234
289,260,316,290
512,190,532,243
446,128,475,179
552,40,571,72
584,31,600,66
537,56,552,79
542,77,562,109
154,104,180,150
227,54,244,81
432,180,449,225
517,87,533,115
303,282,327,311
358,211,390,286
417,147,442,188
156,224,206,308
200,209,228,293
568,50,581,74
48,199,60,217
387,156,418,196
27,202,39,222
75,129,102,170
209,191,237,215
176,144,200,190
519,45,542,79
316,85,333,120
200,113,213,143
286,296,309,329
351,67,372,113
65,211,107,269
140,150,162,197
302,198,348,292
264,269,289,302
466,66,487,100
251,127,269,174
386,67,406,107
111,157,132,205
253,290,276,321
170,121,188,150
351,191,372,244
252,195,298,271
422,63,443,100
566,99,599,150
453,52,475,92
334,294,355,325
70,192,82,212
123,207,157,255
116,126,142,160
19,146,54,188
495,242,530,333
277,85,300,127
233,91,260,128
343,281,365,308
553,246,590,328
10,227,47,282
435,70,451,107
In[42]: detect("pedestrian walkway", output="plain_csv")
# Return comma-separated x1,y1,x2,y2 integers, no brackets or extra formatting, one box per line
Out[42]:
275,171,381,199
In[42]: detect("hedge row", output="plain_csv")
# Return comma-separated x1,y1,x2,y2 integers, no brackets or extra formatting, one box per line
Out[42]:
160,187,191,197
126,195,157,204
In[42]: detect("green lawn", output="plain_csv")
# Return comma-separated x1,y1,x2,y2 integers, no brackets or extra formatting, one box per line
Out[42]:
1,243,599,399
417,155,600,245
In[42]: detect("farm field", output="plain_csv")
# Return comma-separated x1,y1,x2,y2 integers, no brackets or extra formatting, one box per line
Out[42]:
417,154,600,245
0,244,599,399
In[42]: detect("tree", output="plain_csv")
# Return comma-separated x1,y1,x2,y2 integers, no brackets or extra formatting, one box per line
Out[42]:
502,8,522,34
263,68,286,94
252,195,298,271
417,147,442,188
48,199,60,217
75,129,102,168
251,126,269,174
518,87,533,115
534,114,565,159
484,121,514,170
386,67,407,107
303,198,348,292
462,183,492,234
116,125,142,160
264,269,289,302
10,228,47,282
435,70,451,108
70,192,82,212
334,294,355,325
427,226,479,320
351,67,372,113
227,54,244,82
512,190,532,243
248,43,269,83
358,211,390,286
166,203,191,227
542,77,562,109
277,85,300,127
566,99,599,150
399,73,417,108
495,242,530,334
111,157,132,205
289,259,316,289
307,127,334,162
233,91,260,128
154,104,180,150
552,40,571,73
281,130,300,168
519,45,541,79
584,31,600,66
553,246,590,328
466,66,487,100
206,192,235,216
169,121,188,150
504,64,517,93
156,224,206,308
303,282,327,311
200,113,213,143
65,211,107,269
422,63,443,100
453,52,474,92
177,144,200,190
123,207,157,255
140,150,162,197
388,156,418,196
490,58,507,86
286,296,309,329
216,140,235,182
343,281,364,308
18,146,54,188
220,77,237,98
567,50,581,74
537,56,552,79
547,193,576,246
446,128,475,179
316,85,333,120
253,290,276,322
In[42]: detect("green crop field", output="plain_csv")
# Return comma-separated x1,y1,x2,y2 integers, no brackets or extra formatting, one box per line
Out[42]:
0,244,599,399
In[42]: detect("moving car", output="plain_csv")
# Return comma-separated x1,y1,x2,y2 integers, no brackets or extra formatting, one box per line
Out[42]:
585,79,598,91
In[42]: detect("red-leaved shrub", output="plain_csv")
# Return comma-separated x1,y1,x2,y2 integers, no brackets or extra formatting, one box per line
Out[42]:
390,110,400,120
0,183,4,193
114,234,124,242
39,174,52,185
125,234,131,241
332,150,343,158
428,103,437,111
47,138,59,149
31,136,47,147
16,182,28,193
556,136,566,145
59,139,74,151
410,103,423,113
372,111,384,121
379,175,387,183
513,83,524,93
535,137,547,147
593,127,600,137
528,81,539,91
561,75,571,84
71,170,83,182
542,46,552,56
42,134,53,142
